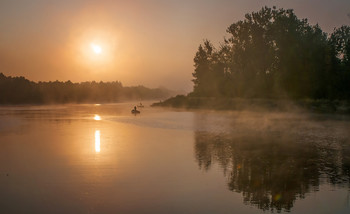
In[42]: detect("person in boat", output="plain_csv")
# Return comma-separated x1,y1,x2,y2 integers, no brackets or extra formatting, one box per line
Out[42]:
132,106,140,114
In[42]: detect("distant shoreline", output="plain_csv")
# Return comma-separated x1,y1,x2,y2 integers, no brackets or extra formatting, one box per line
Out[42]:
0,99,162,108
152,95,350,114
0,73,176,105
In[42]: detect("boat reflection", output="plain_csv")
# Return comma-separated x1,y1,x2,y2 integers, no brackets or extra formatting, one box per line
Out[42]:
194,115,350,212
95,130,100,153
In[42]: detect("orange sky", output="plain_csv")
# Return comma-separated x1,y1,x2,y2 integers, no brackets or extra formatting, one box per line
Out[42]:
0,0,349,91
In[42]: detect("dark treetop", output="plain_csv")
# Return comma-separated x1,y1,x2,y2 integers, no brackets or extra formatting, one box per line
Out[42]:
191,6,350,100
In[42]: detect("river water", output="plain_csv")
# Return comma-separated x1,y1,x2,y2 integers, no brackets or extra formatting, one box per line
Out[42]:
0,103,349,213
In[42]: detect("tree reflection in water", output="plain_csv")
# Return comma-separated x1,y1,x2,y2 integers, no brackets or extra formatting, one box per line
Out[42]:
194,113,350,212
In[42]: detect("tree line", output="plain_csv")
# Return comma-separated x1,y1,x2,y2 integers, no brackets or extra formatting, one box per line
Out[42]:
0,73,174,104
192,6,350,100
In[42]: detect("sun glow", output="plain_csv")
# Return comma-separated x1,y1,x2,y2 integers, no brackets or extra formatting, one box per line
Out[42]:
91,43,102,54
94,114,101,121
71,28,120,70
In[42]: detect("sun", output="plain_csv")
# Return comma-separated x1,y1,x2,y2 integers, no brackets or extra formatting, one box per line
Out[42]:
73,29,118,67
90,43,102,54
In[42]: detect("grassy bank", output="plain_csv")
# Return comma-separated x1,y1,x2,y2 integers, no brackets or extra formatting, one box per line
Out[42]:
152,95,350,113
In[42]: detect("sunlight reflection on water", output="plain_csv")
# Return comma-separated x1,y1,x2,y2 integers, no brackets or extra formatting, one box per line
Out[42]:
94,114,101,121
95,130,100,153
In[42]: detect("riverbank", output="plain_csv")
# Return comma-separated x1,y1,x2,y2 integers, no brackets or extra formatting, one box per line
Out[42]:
152,95,350,114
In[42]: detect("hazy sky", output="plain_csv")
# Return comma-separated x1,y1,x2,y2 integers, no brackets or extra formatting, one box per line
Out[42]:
0,0,349,91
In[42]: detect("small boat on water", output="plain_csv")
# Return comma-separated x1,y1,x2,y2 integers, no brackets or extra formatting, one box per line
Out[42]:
137,102,144,108
131,109,140,114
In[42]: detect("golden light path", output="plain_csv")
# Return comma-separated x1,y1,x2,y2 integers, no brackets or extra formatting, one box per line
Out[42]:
95,130,101,153
94,114,101,121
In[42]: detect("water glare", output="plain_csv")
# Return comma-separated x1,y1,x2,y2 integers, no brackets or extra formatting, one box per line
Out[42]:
95,130,100,153
94,114,101,121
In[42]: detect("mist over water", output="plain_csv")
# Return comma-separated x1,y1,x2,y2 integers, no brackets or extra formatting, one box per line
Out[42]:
194,112,350,212
0,103,349,213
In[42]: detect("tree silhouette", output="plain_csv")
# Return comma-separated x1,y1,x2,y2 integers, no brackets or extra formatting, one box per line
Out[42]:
192,7,350,100
0,73,174,104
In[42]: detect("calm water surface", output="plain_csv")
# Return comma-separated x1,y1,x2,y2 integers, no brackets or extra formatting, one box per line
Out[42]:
0,103,350,213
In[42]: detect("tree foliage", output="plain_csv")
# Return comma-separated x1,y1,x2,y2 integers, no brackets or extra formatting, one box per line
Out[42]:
192,7,350,100
0,73,174,104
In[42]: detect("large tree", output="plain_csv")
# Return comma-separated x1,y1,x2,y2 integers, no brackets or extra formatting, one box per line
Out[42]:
192,6,348,100
329,26,350,99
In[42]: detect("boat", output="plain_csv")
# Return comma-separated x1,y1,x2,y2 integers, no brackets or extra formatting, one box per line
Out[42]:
137,103,144,108
131,109,140,114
